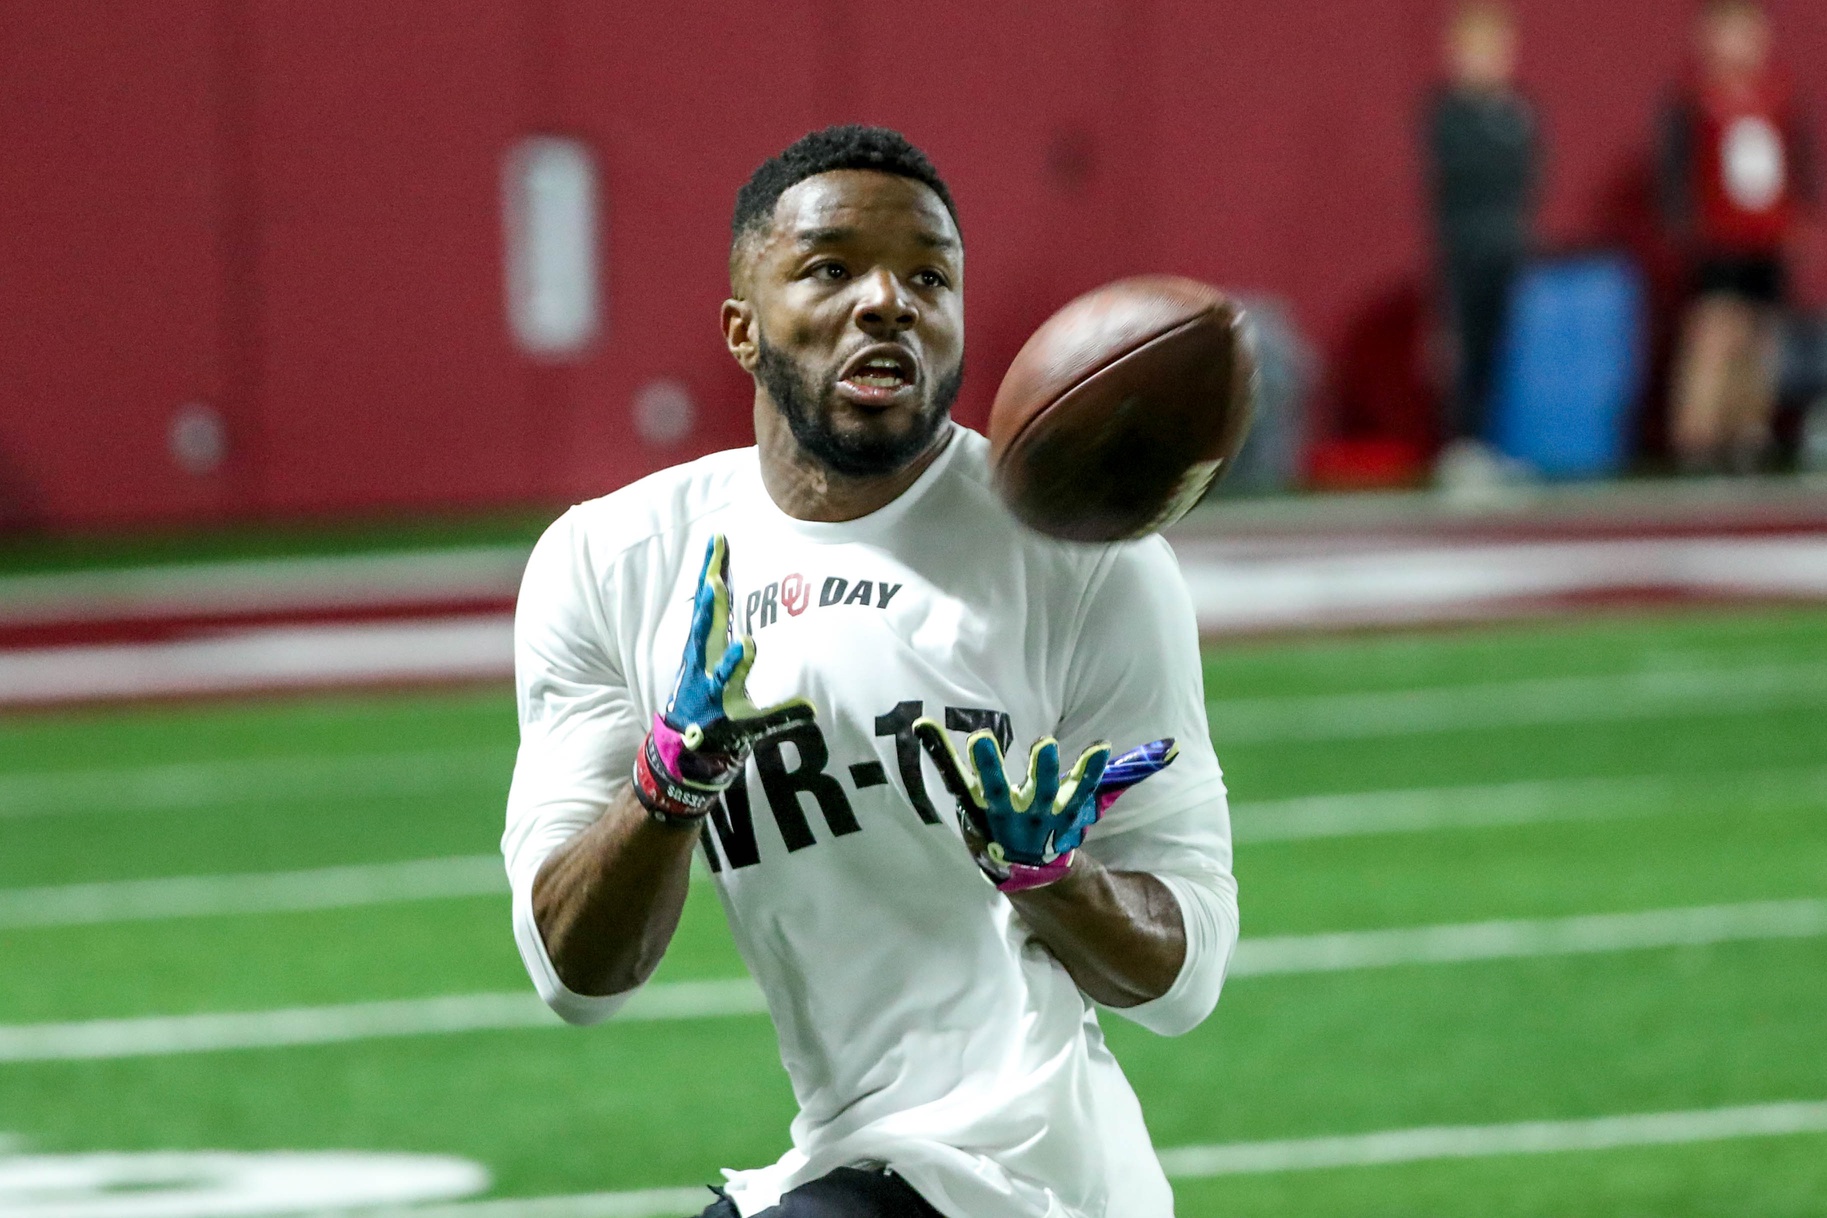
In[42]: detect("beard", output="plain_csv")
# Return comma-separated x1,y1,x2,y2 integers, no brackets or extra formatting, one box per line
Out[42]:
756,337,963,478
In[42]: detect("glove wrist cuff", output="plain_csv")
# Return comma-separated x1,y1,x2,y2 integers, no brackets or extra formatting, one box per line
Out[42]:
995,855,1075,893
633,716,737,826
963,831,1076,894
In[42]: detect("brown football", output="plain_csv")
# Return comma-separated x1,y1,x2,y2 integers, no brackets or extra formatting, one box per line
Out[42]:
988,276,1256,542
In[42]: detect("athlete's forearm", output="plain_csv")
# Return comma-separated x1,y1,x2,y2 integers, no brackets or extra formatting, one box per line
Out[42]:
1008,852,1185,1008
530,789,700,997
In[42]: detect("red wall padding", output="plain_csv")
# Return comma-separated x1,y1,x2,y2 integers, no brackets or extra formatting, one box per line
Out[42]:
248,0,535,515
2,1,1822,528
0,0,232,527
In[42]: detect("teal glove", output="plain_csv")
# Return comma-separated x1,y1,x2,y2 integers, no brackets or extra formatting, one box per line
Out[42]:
914,722,1178,891
634,534,816,824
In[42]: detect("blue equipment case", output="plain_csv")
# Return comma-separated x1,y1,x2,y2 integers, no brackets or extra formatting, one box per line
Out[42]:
1488,254,1646,477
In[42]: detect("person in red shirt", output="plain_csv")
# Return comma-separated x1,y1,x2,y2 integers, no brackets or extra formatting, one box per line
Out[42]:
1659,0,1816,472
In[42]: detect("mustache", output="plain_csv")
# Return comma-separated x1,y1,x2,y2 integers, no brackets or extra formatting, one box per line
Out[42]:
756,339,965,409
754,338,965,478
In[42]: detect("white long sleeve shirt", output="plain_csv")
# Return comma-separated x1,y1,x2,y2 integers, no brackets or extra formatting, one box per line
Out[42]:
502,425,1238,1218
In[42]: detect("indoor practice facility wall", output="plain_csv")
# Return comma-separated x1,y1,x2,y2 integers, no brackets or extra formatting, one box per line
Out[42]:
2,0,1821,528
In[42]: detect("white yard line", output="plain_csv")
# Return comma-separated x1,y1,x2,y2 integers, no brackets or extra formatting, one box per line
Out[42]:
3,899,1821,1065
1226,899,1827,977
0,747,515,821
6,763,1822,931
4,531,1821,635
1174,534,1827,633
1231,763,1827,843
0,615,516,705
1154,1099,1827,1178
0,547,529,627
340,1187,715,1218
326,1099,1827,1216
0,857,508,930
5,660,1822,818
1207,662,1827,744
0,1149,489,1214
0,980,767,1064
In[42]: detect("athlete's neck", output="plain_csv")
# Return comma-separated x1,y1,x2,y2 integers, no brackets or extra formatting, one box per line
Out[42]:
754,401,952,523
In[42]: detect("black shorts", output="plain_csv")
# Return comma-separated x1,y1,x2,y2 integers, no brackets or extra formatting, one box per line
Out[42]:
1694,254,1788,306
697,1166,943,1218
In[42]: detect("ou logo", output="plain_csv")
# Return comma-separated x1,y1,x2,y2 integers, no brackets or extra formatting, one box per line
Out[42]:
781,572,811,617
1722,115,1785,211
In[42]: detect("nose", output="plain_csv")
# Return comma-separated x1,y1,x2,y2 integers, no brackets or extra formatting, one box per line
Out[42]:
852,268,918,337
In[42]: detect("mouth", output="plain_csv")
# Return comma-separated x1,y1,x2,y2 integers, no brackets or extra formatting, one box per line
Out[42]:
835,345,920,408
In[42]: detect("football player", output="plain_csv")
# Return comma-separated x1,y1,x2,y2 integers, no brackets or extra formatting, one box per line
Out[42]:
503,126,1238,1218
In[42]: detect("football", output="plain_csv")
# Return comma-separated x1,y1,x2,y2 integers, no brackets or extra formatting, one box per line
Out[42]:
987,276,1256,542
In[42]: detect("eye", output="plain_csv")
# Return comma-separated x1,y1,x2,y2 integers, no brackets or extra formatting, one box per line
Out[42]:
809,261,848,281
913,269,949,289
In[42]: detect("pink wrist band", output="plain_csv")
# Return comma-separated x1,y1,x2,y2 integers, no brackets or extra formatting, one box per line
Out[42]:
996,855,1074,893
632,715,721,825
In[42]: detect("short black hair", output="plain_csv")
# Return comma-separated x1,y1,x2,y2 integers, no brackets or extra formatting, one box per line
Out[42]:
731,125,960,254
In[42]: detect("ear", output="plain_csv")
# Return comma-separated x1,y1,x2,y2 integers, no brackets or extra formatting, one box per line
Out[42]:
722,297,759,372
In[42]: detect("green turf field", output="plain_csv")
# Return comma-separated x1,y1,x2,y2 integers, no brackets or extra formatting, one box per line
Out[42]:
2,607,1825,1215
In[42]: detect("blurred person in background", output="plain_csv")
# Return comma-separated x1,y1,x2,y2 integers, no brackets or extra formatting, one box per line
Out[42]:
1425,1,1540,490
1660,0,1816,474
